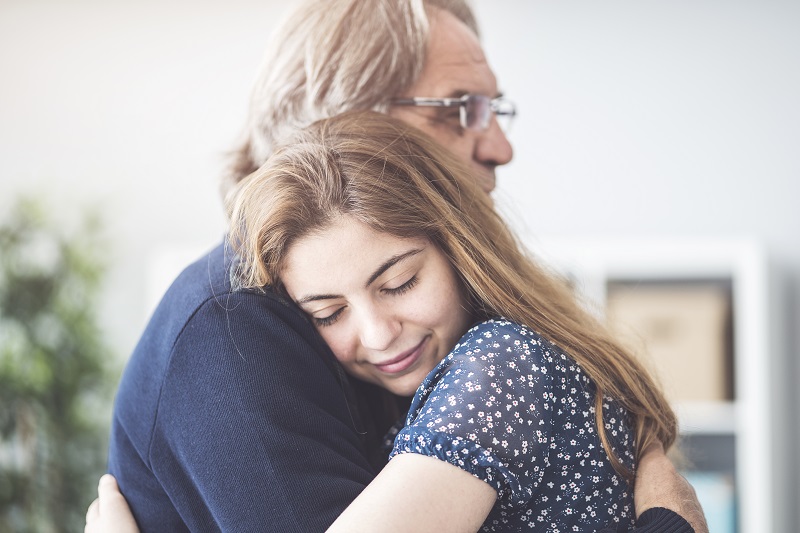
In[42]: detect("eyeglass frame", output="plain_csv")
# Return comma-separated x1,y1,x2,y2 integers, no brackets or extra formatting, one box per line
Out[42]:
389,94,516,132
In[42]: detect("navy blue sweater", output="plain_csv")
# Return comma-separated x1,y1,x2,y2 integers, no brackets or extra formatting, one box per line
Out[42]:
108,243,376,531
107,243,692,532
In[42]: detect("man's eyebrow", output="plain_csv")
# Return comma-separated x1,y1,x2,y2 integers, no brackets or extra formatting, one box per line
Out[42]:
446,89,504,99
294,248,424,305
365,248,424,288
446,89,469,98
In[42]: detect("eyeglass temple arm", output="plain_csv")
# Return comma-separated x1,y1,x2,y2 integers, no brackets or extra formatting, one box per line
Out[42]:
390,97,463,108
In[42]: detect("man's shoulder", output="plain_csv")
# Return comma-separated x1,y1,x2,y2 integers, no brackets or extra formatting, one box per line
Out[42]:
118,240,328,403
146,241,299,338
111,240,342,460
161,241,236,308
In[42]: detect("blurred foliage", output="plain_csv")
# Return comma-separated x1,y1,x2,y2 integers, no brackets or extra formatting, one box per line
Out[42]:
0,198,115,533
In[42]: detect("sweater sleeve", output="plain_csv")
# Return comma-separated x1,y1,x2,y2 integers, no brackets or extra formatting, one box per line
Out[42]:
599,507,695,533
108,249,376,532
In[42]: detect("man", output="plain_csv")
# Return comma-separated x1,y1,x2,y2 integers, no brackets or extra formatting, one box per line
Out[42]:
100,1,706,531
222,0,510,197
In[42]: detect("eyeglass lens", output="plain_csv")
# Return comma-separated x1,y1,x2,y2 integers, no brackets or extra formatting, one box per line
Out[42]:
463,95,514,132
463,95,490,130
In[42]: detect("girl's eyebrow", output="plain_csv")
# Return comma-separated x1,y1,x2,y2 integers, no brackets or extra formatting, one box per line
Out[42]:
364,248,423,288
294,248,424,305
296,293,341,305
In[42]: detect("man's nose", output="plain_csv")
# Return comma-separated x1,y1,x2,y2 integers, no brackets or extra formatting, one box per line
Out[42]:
358,309,401,352
474,116,514,168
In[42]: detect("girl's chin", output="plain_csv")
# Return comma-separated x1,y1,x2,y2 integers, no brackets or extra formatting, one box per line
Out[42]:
383,372,429,397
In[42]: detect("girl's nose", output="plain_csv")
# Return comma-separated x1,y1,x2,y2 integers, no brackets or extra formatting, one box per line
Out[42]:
358,309,401,352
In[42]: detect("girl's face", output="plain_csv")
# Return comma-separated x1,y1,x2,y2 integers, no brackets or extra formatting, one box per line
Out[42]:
282,216,474,396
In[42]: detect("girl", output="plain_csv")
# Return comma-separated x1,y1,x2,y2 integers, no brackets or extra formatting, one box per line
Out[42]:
87,111,694,532
226,111,678,531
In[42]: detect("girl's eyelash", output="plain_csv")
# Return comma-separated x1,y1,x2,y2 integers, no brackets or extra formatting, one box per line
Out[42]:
312,307,344,327
311,275,418,327
384,275,419,296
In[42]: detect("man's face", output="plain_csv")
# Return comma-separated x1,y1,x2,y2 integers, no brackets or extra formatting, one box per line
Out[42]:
388,9,513,194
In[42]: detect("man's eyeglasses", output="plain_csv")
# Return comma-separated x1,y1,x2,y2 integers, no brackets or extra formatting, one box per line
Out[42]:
390,94,516,132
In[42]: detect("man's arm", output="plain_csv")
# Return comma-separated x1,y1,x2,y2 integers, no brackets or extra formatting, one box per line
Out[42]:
632,442,709,533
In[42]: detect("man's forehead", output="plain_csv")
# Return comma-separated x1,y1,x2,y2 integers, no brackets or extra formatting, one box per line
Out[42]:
417,9,498,96
427,9,488,65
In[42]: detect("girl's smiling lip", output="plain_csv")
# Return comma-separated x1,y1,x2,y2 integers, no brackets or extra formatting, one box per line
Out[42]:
374,337,430,374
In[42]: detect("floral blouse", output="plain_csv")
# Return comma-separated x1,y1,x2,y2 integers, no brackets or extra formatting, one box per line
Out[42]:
388,319,637,532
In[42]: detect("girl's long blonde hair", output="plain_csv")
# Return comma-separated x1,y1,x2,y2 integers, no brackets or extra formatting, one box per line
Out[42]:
227,111,677,480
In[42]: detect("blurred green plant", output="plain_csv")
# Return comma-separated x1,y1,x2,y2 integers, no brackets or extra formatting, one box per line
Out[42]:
0,198,115,533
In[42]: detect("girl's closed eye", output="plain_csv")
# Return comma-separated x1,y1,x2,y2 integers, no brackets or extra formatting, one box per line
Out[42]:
383,274,419,296
311,306,346,327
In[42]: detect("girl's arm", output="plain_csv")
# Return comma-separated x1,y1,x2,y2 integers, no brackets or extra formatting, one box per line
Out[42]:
327,453,496,532
84,459,496,533
85,453,703,533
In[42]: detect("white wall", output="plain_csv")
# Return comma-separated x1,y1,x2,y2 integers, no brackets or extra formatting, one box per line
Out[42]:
2,0,797,526
1,0,285,351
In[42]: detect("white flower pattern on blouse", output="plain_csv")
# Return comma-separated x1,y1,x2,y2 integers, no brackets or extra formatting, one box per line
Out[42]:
388,319,636,532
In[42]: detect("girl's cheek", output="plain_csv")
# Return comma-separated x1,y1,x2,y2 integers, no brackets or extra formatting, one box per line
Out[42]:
321,330,355,363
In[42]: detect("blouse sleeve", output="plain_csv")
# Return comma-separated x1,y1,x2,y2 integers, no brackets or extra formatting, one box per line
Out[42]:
389,319,559,508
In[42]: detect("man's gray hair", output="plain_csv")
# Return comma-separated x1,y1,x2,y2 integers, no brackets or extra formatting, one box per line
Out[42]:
222,0,479,199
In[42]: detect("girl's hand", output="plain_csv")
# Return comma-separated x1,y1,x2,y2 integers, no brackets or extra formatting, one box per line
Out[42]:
85,474,140,533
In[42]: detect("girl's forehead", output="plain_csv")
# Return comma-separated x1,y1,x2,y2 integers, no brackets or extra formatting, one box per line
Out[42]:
283,218,427,281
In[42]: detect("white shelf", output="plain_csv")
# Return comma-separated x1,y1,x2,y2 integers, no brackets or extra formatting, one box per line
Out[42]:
528,236,771,533
676,401,737,435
